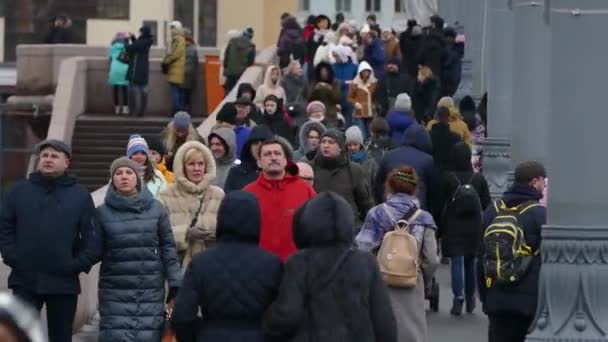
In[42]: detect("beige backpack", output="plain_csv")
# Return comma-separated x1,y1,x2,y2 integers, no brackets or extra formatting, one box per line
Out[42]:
377,204,423,288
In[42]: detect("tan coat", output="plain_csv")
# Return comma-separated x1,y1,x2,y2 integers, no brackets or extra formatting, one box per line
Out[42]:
163,31,186,85
254,65,287,107
159,141,225,267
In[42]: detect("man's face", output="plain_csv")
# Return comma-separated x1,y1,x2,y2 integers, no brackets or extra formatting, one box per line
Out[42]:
307,129,321,150
175,128,189,139
209,136,227,160
531,177,546,194
264,100,278,114
387,63,399,74
347,142,361,153
259,143,287,177
320,137,341,158
38,147,69,177
297,163,314,186
236,104,251,119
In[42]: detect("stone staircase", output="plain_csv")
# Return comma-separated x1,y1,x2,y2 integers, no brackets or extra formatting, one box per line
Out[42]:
70,115,202,192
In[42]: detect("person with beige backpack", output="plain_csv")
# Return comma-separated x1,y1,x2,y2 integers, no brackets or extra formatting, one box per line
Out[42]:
356,165,439,342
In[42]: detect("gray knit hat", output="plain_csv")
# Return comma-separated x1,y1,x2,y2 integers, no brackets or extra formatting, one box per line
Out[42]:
322,129,346,150
110,157,142,190
173,111,192,130
345,126,364,146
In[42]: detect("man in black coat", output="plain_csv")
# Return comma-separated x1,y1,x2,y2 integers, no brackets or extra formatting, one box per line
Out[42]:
0,139,99,342
478,161,547,342
126,25,154,116
172,191,282,341
224,125,274,192
263,192,396,342
376,57,413,117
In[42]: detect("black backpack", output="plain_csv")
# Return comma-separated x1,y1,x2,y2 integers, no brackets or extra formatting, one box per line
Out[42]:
447,173,482,216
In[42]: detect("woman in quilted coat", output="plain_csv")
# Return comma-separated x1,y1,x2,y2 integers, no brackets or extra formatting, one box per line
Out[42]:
96,157,181,341
356,165,439,342
159,141,225,267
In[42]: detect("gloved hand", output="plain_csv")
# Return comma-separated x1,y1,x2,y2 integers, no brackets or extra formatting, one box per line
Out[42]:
166,287,178,304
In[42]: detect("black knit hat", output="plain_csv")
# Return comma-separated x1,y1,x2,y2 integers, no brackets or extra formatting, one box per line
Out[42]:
216,102,237,125
145,135,165,156
514,161,547,183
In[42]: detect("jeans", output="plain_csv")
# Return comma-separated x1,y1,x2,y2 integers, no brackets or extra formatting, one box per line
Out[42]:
129,84,148,116
13,288,78,342
354,118,370,141
450,255,476,300
170,83,183,113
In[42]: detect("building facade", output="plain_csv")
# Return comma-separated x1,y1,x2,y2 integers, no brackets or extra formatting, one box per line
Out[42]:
0,0,297,62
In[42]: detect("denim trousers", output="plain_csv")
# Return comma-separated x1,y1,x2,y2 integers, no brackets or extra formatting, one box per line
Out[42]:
450,255,476,300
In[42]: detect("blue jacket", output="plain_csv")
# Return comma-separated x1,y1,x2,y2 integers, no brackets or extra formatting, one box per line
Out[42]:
364,38,386,79
478,183,546,317
0,172,98,294
234,125,252,159
224,125,274,193
374,124,434,209
386,110,415,145
96,185,181,342
108,41,129,86
173,191,282,342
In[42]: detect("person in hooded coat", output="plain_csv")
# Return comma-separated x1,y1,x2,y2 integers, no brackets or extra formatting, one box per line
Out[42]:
375,123,434,210
261,95,295,145
208,128,239,189
255,66,287,108
237,83,264,124
376,57,413,117
96,157,181,341
309,62,342,128
163,22,187,113
108,32,130,115
172,191,282,342
386,93,416,145
436,142,490,315
332,44,359,126
362,30,386,79
357,165,439,342
399,22,423,79
293,120,326,162
263,192,397,342
281,60,308,109
348,61,379,141
223,29,256,94
224,125,274,192
159,141,225,267
277,17,307,66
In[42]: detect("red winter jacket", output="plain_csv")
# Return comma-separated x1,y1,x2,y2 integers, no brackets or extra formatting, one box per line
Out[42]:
245,173,316,261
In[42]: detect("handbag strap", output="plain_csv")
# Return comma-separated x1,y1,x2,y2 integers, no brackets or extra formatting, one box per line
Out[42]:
189,195,205,229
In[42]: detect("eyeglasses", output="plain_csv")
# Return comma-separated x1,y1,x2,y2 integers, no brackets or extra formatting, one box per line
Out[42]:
300,176,314,183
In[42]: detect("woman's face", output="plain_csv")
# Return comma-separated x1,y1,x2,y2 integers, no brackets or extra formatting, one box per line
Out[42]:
264,101,278,114
149,150,162,164
360,70,371,81
317,18,329,30
271,69,280,83
175,128,189,139
309,110,324,122
130,151,148,166
185,152,206,184
112,167,138,195
320,68,329,80
307,130,321,149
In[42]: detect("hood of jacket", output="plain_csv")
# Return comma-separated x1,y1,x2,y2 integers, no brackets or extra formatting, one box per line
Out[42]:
403,123,432,154
298,120,326,154
241,124,274,165
173,140,217,194
448,142,473,172
314,62,336,84
293,192,354,248
216,191,261,243
503,183,543,207
263,65,282,89
104,182,155,213
237,82,256,100
358,61,373,74
209,127,237,165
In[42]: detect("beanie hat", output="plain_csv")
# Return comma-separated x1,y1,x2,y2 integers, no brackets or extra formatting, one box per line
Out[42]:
127,134,149,158
170,21,182,30
322,129,346,150
173,111,192,130
437,96,455,109
216,102,238,125
306,101,326,115
394,93,412,112
345,126,364,146
145,136,165,156
243,27,254,39
110,157,142,191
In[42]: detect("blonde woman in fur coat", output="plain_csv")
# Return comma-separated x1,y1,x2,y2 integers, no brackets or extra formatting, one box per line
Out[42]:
159,141,225,267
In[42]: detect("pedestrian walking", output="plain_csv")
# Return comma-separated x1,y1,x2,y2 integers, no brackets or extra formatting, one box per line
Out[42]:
126,26,153,117
108,32,129,115
367,117,396,165
345,125,378,198
95,157,181,341
162,111,204,171
263,192,397,342
429,106,462,171
159,141,225,267
244,138,316,261
386,93,416,145
332,44,358,126
0,140,98,342
172,191,282,342
281,60,308,110
426,96,472,146
348,61,378,141
357,165,439,342
412,65,440,124
293,120,326,162
224,125,274,192
208,127,239,189
309,62,342,129
277,16,306,67
182,28,199,112
260,95,295,145
382,28,401,60
126,134,167,198
163,21,187,113
223,28,256,94
254,66,286,109
377,58,413,117
145,135,175,183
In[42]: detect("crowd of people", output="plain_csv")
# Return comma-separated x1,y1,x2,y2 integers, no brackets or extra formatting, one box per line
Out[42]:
0,12,548,342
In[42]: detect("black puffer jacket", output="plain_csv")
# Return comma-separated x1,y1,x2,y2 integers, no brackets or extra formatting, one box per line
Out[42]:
172,191,283,342
263,192,396,342
261,111,295,145
126,27,154,85
224,125,274,192
96,185,181,341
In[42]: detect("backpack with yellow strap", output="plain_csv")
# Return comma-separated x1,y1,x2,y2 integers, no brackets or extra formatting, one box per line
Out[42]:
482,200,541,288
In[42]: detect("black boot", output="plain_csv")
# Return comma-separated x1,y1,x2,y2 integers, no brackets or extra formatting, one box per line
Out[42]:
450,298,464,316
466,296,476,314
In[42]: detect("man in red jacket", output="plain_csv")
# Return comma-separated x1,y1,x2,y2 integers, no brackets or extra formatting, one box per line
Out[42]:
245,138,316,261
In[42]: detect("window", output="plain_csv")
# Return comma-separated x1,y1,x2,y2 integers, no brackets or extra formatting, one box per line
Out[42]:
198,0,217,46
395,0,407,13
336,0,351,12
96,0,130,19
365,0,381,12
299,0,310,12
